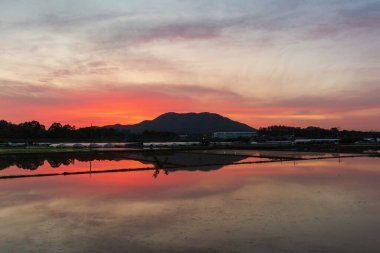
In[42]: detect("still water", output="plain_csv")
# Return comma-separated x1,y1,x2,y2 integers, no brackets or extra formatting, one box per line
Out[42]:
0,151,379,253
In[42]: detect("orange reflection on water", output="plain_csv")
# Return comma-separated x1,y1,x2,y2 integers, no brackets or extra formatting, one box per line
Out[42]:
1,156,380,253
1,159,155,177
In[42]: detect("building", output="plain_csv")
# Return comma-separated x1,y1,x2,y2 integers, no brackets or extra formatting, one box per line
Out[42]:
212,132,257,140
294,139,340,144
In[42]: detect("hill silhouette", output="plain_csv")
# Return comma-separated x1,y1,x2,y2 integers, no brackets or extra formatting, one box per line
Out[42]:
106,112,255,134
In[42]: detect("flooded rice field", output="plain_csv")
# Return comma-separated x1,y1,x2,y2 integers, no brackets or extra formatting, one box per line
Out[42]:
187,149,364,159
0,150,379,252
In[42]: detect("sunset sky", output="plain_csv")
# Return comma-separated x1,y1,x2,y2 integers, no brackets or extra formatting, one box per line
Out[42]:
1,0,379,130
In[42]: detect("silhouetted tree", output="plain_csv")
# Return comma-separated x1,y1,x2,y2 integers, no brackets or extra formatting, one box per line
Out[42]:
0,119,379,141
18,121,46,139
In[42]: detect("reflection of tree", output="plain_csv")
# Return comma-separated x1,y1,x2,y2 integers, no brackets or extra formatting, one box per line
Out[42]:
152,156,169,178
0,151,250,174
0,156,47,170
47,158,75,168
15,159,45,170
0,160,14,170
0,153,122,171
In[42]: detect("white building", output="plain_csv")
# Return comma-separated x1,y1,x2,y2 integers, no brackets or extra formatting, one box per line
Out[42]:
212,132,256,139
294,139,340,144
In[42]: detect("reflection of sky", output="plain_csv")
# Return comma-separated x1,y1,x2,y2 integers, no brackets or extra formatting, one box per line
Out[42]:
0,157,379,252
0,159,154,176
0,151,262,177
1,1,380,129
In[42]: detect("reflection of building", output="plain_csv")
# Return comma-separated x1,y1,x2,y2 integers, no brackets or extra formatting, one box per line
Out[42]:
212,132,256,140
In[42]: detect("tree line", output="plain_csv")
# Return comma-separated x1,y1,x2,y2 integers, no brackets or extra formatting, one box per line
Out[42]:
0,120,124,141
257,125,379,141
0,120,183,142
1,120,378,142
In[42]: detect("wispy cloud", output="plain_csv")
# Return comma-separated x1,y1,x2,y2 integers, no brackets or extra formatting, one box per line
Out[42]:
1,0,380,129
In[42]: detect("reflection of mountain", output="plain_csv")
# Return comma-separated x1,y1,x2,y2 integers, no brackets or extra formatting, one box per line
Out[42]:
0,152,249,173
126,152,248,171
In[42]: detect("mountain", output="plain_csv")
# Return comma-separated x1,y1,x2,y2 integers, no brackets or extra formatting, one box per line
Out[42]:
106,112,255,134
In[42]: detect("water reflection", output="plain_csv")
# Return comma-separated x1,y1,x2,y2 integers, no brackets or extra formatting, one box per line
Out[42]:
0,156,379,253
192,149,351,159
0,151,256,178
2,156,77,170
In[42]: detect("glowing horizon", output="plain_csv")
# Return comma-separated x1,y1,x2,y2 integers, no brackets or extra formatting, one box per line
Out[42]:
1,0,380,130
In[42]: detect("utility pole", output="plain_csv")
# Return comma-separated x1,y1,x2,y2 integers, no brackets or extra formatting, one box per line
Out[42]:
90,123,93,150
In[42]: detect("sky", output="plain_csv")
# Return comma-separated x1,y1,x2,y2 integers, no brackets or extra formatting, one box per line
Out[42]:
1,0,380,130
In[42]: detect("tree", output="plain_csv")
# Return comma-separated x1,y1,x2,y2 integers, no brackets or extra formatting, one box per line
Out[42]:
18,121,46,139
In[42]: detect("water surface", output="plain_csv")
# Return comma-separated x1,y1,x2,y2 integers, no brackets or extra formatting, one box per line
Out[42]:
0,152,379,253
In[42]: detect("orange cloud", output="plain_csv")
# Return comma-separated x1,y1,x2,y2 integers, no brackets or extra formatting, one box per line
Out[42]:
1,83,380,130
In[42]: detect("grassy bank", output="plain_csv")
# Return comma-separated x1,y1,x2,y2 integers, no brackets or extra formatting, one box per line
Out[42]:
1,144,379,155
0,147,88,154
